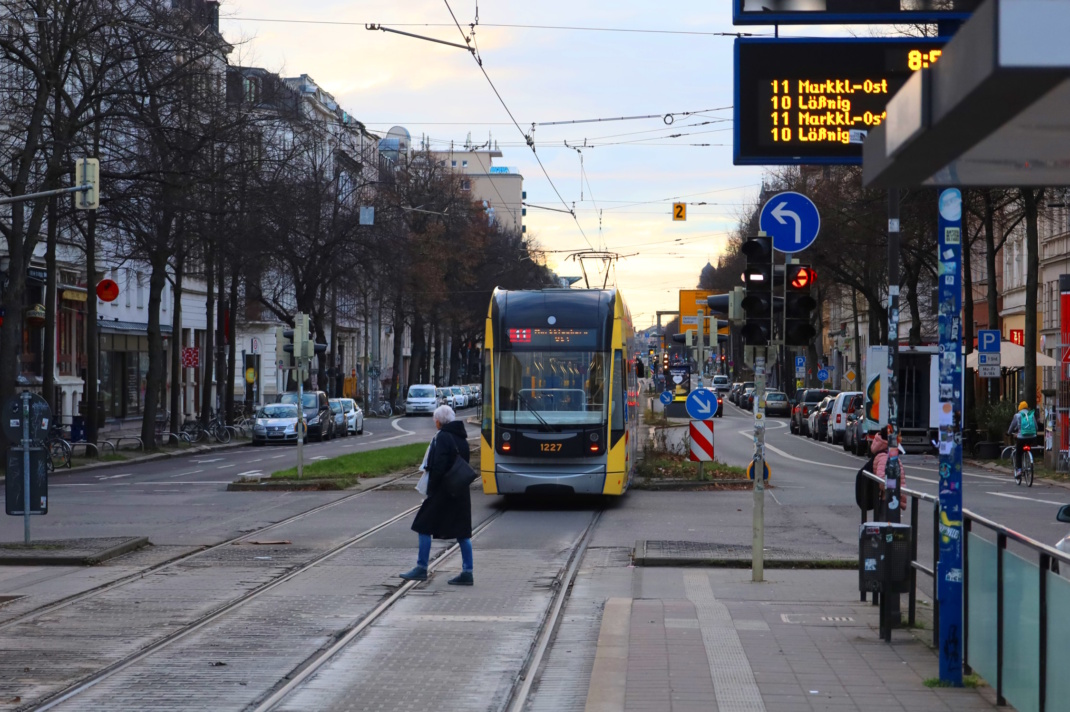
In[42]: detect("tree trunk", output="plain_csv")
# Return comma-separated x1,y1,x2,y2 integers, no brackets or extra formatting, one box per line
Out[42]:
0,207,30,431
142,257,169,448
169,255,184,438
408,310,425,387
431,320,441,385
984,191,1000,331
868,295,885,345
43,196,58,416
216,254,226,417
449,325,462,386
963,199,976,427
906,263,922,346
226,265,237,420
1022,188,1043,409
388,298,404,406
85,211,99,444
201,247,215,424
852,288,862,390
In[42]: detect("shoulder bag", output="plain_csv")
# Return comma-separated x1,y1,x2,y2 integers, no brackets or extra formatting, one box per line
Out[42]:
443,454,477,496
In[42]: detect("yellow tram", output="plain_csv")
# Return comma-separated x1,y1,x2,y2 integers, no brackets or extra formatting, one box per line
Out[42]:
479,288,639,496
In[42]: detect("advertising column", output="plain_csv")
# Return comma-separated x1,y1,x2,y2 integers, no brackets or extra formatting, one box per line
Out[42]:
936,188,964,685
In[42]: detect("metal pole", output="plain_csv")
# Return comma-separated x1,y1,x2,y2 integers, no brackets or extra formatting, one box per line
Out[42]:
297,365,305,479
697,309,705,387
0,184,88,206
22,392,31,544
752,346,767,582
883,188,903,635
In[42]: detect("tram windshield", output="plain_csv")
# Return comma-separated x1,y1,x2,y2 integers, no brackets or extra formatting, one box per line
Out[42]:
496,351,606,426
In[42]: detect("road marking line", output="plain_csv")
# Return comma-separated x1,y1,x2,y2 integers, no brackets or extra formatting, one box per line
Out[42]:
270,455,285,459
235,470,263,478
372,434,409,444
391,418,415,435
217,464,235,469
96,473,133,480
194,458,224,464
986,491,1066,506
738,435,857,472
249,458,263,463
170,469,205,478
311,456,327,461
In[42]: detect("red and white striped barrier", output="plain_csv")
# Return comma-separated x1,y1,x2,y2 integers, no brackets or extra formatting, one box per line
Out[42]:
689,419,715,462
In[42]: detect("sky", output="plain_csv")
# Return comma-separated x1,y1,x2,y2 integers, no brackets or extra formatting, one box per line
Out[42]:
217,1,829,329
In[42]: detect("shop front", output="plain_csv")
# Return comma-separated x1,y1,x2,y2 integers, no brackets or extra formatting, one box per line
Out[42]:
97,322,170,422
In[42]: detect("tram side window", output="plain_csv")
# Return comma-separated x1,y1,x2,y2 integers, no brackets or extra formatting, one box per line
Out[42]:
611,350,624,438
498,352,522,413
482,350,494,439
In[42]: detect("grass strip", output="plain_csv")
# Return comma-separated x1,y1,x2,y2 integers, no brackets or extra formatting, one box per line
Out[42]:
637,450,748,481
271,442,427,486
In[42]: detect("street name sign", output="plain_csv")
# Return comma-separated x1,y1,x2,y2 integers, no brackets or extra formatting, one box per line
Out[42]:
760,192,820,253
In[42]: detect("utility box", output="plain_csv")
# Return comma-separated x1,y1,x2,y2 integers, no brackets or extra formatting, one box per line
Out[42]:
859,522,912,593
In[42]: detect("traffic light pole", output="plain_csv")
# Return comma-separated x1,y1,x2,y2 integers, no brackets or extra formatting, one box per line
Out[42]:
883,188,903,636
752,344,767,583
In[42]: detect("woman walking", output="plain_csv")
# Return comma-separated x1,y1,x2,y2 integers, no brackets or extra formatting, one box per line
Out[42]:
399,405,474,585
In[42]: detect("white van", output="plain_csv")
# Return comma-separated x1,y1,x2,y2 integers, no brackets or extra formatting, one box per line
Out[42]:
827,391,862,444
405,384,438,416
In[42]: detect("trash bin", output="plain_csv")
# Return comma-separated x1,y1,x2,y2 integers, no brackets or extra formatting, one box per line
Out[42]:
859,522,913,594
71,416,85,443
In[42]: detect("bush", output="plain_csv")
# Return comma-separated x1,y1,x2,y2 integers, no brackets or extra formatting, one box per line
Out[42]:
974,399,1017,442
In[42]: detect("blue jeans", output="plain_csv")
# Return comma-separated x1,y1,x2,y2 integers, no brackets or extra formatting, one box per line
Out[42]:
418,534,473,572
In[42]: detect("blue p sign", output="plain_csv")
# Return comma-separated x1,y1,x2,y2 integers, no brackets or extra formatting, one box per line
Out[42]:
978,329,1000,354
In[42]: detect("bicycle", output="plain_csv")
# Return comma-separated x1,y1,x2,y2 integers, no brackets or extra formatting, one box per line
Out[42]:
374,400,392,418
206,410,232,444
42,423,71,472
1002,442,1035,487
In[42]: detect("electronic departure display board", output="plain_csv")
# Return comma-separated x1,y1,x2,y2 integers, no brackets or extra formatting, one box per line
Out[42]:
734,0,979,25
734,38,947,166
506,327,599,349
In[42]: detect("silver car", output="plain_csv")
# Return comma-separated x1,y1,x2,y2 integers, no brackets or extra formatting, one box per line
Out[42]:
251,403,300,445
341,398,364,435
328,399,349,437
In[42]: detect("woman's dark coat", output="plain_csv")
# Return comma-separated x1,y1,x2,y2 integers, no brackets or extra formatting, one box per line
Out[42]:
411,419,473,540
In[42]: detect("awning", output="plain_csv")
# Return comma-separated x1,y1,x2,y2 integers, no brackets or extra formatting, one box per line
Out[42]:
96,319,172,335
965,341,1057,371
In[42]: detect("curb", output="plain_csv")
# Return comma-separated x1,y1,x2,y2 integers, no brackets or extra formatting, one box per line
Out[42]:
227,479,347,492
633,479,756,490
0,536,149,566
632,540,855,569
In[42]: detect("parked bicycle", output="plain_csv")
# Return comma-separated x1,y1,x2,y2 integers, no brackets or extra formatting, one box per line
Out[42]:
1002,443,1035,487
43,422,71,472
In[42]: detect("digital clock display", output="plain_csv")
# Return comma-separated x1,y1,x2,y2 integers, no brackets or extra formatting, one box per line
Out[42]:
735,38,947,165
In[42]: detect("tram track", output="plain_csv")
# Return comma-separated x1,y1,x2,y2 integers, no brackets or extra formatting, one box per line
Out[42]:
0,468,424,634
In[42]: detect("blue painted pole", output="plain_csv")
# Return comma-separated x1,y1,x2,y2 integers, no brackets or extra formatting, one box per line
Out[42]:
937,188,964,686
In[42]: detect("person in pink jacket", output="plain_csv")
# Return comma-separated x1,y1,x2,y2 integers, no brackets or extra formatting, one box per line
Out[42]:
871,428,907,510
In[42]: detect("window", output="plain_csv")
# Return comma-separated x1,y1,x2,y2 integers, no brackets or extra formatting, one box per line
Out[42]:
611,350,624,441
462,160,468,168
461,179,471,192
496,351,605,426
451,160,457,168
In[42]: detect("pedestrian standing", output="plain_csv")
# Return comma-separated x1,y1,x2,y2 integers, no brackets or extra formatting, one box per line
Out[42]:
1007,400,1040,478
399,405,474,585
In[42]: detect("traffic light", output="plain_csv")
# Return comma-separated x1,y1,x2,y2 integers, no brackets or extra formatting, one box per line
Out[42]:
671,332,694,347
74,157,99,210
785,265,818,345
275,326,291,365
741,234,773,345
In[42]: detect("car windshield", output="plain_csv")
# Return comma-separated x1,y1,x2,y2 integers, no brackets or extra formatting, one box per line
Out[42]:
451,387,463,395
713,376,729,385
743,382,755,389
767,393,787,401
330,401,342,413
341,401,353,412
409,386,436,399
259,404,298,419
280,393,320,409
496,350,606,426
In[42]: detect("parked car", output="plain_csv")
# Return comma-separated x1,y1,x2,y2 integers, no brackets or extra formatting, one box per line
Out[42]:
251,403,300,445
734,381,755,406
462,385,476,406
842,394,865,453
340,398,364,435
278,390,334,441
328,399,349,437
827,391,863,444
809,397,835,440
792,388,841,436
765,390,791,417
436,388,449,407
450,386,468,409
742,387,756,411
728,382,743,404
405,384,438,416
712,375,731,395
466,384,482,406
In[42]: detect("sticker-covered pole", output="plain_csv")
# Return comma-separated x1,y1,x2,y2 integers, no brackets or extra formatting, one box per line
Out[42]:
936,188,964,685
22,392,31,544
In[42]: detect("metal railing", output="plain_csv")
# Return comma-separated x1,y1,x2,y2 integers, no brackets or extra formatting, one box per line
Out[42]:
861,468,1070,711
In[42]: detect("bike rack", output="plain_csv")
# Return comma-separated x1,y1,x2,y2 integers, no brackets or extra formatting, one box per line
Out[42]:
113,436,144,451
156,432,188,447
69,441,101,458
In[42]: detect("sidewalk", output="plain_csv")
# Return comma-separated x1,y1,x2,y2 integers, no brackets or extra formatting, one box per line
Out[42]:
578,568,1000,712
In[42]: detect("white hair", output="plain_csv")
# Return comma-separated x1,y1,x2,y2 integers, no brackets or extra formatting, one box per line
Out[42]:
433,405,456,426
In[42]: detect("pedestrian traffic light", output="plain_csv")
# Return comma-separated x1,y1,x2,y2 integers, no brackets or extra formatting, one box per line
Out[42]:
785,265,818,346
741,234,773,345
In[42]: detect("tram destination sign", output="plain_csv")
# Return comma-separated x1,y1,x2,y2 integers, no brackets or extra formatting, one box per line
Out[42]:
506,327,598,349
733,0,980,25
734,37,947,166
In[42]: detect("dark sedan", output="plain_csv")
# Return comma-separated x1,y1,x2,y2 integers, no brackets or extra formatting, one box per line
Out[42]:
764,391,791,417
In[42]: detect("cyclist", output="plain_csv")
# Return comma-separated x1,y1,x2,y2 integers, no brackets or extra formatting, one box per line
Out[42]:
1008,401,1040,479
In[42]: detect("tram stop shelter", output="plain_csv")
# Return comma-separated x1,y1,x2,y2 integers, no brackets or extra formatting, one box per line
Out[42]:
862,0,1070,188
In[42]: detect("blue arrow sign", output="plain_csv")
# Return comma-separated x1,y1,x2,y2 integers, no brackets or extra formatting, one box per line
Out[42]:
685,389,718,420
817,368,830,382
978,329,1000,353
795,356,805,369
760,191,820,254
660,390,674,406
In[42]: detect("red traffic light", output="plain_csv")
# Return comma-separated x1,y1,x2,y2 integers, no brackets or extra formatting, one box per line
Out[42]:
790,267,815,289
